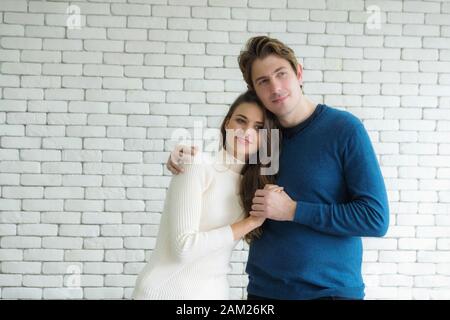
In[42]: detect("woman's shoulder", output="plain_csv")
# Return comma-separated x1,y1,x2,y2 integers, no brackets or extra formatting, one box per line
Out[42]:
176,150,217,181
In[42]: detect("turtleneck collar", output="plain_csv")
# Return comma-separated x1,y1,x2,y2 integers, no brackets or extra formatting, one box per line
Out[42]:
213,148,245,175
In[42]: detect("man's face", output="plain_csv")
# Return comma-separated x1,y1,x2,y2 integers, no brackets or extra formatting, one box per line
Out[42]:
251,54,303,119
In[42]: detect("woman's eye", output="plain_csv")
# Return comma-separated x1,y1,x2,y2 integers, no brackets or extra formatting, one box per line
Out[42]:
236,118,245,123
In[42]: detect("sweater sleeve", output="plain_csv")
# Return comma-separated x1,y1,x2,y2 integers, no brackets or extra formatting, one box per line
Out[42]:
293,122,390,237
164,160,235,263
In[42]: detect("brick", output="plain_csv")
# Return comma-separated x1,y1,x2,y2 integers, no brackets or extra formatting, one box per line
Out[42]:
28,101,67,113
105,200,145,212
87,15,126,28
0,0,27,12
0,24,24,36
105,250,144,262
111,3,150,16
1,237,41,249
4,13,44,25
232,8,270,20
2,288,42,299
0,249,23,261
423,37,450,51
0,49,20,62
25,25,65,38
105,274,138,287
67,27,107,40
59,225,99,237
43,63,82,76
84,288,123,299
43,288,82,299
3,186,43,198
65,250,104,262
65,200,104,212
192,7,230,18
84,40,124,52
101,225,140,237
382,84,418,95
22,76,61,88
2,136,41,148
0,224,16,236
86,89,125,102
102,77,142,90
103,175,142,187
128,16,166,29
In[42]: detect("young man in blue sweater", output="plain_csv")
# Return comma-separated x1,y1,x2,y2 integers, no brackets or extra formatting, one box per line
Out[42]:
168,36,389,300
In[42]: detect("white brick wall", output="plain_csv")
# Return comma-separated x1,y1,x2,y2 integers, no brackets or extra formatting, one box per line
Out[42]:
1,0,449,300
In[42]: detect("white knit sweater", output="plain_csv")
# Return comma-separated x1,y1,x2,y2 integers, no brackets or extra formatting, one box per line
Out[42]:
132,149,245,300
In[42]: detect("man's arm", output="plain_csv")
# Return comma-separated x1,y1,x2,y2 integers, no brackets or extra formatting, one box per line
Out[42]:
166,145,198,174
293,122,389,237
251,123,389,238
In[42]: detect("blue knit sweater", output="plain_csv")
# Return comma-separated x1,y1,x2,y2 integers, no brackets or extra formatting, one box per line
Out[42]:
246,104,389,300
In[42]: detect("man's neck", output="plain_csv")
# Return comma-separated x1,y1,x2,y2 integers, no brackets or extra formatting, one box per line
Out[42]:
278,96,317,128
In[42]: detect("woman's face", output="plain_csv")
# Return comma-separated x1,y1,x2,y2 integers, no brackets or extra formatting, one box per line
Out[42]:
225,102,264,160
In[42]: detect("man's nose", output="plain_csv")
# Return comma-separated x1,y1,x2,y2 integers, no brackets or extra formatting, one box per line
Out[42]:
269,78,281,93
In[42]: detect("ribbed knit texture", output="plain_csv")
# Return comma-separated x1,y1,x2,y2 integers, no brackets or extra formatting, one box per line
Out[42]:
132,149,245,300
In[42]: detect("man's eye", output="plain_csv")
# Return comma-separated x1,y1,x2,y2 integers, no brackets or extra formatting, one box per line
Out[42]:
258,79,268,86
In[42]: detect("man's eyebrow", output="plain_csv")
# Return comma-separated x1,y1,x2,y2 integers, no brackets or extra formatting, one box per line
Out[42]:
254,67,288,83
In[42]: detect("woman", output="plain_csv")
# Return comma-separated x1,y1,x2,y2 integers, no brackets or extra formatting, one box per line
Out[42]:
132,91,280,300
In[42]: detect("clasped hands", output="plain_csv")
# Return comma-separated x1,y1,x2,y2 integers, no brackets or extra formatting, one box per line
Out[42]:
250,184,297,222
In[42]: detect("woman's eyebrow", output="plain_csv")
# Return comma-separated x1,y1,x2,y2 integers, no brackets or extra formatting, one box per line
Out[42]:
235,114,263,125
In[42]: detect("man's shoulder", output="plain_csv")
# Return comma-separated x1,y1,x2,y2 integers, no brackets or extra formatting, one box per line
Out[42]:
318,104,366,141
322,104,362,128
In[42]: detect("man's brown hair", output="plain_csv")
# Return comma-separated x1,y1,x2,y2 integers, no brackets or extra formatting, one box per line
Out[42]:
238,36,300,91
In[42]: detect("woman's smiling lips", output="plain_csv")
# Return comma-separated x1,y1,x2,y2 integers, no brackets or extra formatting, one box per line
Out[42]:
236,136,252,145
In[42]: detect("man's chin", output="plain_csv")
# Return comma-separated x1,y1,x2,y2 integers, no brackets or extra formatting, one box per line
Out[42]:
268,104,289,117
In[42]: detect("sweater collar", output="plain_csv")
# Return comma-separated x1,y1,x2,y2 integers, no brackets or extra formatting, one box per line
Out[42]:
281,104,325,138
213,148,245,175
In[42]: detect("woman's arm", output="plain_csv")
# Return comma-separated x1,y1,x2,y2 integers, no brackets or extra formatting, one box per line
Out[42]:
232,184,283,241
165,160,235,263
230,216,265,241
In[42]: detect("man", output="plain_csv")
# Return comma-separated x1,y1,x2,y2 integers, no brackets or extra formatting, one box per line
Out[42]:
167,36,389,300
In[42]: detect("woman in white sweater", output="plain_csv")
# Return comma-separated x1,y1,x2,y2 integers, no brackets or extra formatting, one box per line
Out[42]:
132,91,279,300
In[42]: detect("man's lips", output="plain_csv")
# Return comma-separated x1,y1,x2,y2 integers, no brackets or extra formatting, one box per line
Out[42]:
272,95,288,104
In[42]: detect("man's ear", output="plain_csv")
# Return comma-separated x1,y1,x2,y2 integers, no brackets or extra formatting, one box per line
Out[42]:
296,64,303,85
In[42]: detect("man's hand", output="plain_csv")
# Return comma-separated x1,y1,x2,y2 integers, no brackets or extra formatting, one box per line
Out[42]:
166,145,198,175
250,184,297,221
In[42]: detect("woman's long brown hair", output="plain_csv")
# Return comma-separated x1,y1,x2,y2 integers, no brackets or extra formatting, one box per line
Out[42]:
220,91,280,243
